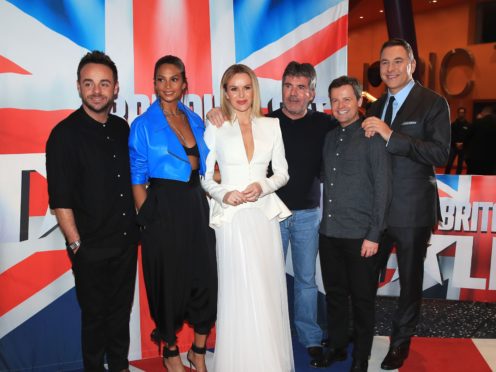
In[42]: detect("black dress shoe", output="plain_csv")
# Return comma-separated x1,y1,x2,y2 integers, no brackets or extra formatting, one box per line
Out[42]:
350,358,368,372
307,346,323,358
380,344,410,370
310,347,347,368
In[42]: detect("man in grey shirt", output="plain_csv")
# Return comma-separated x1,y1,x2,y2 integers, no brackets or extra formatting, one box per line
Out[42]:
311,76,391,372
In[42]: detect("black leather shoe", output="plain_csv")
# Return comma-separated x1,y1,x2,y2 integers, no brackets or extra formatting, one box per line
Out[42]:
310,348,347,368
380,344,409,370
350,358,368,372
307,346,323,358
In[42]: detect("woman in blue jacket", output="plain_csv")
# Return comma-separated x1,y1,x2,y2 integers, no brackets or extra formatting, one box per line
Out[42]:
129,55,217,372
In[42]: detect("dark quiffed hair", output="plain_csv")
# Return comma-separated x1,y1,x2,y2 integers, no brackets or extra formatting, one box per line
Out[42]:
328,75,362,100
153,55,188,87
282,61,317,90
380,38,415,61
77,51,118,81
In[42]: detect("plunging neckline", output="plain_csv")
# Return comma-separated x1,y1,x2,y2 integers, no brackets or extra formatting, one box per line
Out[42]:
237,120,255,164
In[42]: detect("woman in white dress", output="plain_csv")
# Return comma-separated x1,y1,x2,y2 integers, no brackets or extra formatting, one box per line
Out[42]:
201,64,295,372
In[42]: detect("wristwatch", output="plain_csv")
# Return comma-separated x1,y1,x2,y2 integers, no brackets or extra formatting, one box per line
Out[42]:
67,240,81,251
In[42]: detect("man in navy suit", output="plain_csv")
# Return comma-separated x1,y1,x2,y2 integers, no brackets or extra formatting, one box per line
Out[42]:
362,38,450,370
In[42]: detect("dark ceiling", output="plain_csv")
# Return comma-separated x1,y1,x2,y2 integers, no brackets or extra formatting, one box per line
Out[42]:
348,0,469,30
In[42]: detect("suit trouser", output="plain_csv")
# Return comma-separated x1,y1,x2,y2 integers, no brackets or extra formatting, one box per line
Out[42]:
377,226,432,348
319,235,379,359
70,244,138,372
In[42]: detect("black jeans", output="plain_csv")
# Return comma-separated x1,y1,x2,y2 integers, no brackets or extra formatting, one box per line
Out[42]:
319,235,379,359
70,244,137,371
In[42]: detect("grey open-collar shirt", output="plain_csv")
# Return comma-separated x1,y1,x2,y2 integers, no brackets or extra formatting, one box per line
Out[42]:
319,118,392,242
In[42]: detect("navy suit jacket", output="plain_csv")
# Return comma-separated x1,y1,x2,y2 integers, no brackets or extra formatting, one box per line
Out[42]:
367,82,451,228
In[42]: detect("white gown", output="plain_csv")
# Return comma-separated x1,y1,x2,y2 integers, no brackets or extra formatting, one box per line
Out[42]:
201,116,295,372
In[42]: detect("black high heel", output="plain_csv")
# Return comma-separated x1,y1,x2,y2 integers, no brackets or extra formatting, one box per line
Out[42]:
187,343,207,371
163,345,180,368
150,328,161,354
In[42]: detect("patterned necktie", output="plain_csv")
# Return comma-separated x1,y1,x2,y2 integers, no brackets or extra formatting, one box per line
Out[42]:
384,96,395,126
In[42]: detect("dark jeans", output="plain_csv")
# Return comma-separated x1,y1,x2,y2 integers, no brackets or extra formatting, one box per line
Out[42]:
319,235,379,359
70,244,137,372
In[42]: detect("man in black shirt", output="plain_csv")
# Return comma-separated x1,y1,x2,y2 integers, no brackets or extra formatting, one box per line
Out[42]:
46,51,138,372
311,76,391,371
445,107,471,174
268,62,337,357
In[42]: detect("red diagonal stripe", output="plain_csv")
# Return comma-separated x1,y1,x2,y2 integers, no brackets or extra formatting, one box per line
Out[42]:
401,338,491,371
0,55,31,75
0,108,73,154
0,250,72,316
254,14,348,79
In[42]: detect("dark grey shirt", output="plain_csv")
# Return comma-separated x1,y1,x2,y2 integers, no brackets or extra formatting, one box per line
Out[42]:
319,118,392,242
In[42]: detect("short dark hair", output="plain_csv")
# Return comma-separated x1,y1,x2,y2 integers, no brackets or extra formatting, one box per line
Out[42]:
282,61,317,90
380,38,415,61
328,75,362,100
153,55,188,88
77,51,118,82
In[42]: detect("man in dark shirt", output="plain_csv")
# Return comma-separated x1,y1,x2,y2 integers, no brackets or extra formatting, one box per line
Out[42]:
466,105,496,175
267,62,337,357
445,107,471,174
310,76,391,371
46,51,138,372
206,61,337,357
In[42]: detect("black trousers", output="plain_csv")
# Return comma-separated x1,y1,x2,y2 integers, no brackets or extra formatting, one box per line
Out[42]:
319,235,379,359
70,244,137,372
445,147,465,174
377,226,432,348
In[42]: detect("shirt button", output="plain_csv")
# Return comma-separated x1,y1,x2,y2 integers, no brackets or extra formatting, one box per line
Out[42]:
103,124,106,128
328,214,331,218
113,154,117,158
333,168,336,171
330,183,334,186
122,212,126,216
340,138,343,142
329,199,332,202
123,232,127,236
120,193,124,197
107,136,110,140
336,153,340,156
117,174,121,178
342,128,345,132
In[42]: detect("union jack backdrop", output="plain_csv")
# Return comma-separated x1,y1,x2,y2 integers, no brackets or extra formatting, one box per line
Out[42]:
0,0,348,369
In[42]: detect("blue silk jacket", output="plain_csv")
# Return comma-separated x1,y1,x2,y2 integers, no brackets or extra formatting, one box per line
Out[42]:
128,100,209,184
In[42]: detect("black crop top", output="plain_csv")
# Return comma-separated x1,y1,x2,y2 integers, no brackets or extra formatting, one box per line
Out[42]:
183,143,200,157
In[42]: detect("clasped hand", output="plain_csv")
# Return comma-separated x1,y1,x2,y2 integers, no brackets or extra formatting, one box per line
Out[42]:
223,182,262,206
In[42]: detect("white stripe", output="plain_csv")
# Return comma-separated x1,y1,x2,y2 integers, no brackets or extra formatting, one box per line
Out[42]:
472,338,496,371
209,0,236,100
239,1,348,69
0,270,74,338
0,1,86,110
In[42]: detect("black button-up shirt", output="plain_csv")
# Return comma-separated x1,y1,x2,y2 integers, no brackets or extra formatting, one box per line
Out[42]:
46,107,138,260
320,118,392,242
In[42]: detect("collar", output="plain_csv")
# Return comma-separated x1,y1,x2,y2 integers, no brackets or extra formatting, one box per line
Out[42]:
339,117,362,132
387,79,415,108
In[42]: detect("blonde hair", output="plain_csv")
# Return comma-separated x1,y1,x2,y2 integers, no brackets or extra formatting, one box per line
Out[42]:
220,64,263,120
